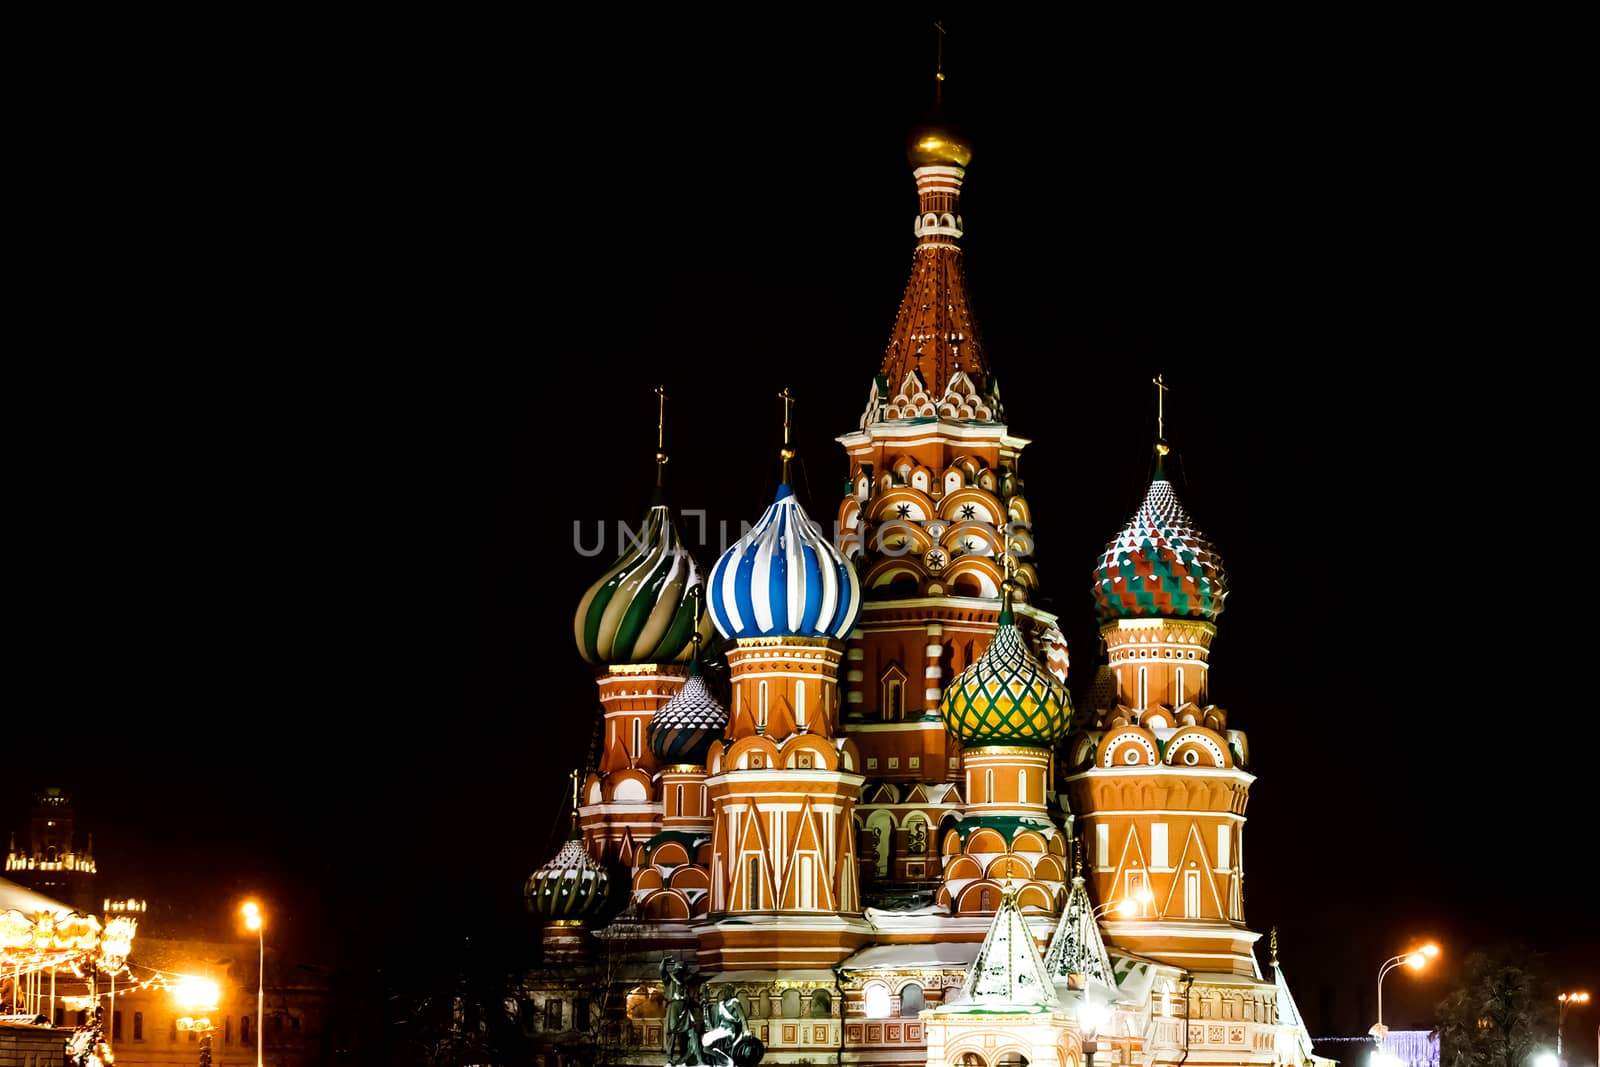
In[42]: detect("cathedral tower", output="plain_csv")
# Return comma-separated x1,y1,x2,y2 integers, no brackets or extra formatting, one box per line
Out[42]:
1063,418,1258,976
627,641,727,953
836,103,1070,904
936,576,1072,918
526,772,618,962
572,390,714,866
698,395,871,970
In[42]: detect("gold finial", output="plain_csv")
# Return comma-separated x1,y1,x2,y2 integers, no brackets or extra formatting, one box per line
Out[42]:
1073,837,1083,880
934,20,946,98
1152,373,1171,457
1269,926,1279,966
655,384,670,484
568,768,582,835
689,587,703,661
778,387,797,484
1000,548,1017,614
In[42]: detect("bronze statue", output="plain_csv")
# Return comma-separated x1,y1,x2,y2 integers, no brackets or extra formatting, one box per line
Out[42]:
701,987,763,1067
661,956,705,1065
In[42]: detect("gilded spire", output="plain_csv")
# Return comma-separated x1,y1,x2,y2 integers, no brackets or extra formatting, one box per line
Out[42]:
688,587,703,661
1270,926,1279,967
868,32,998,426
999,549,1017,623
655,384,669,486
1153,372,1171,458
778,387,796,484
568,767,582,839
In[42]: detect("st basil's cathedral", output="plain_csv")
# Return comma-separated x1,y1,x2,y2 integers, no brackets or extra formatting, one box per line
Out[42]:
521,75,1329,1067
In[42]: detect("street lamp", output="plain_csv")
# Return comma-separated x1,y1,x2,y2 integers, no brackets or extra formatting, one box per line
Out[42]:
174,976,221,1067
242,901,265,1067
1078,997,1111,1067
1093,887,1155,920
1557,991,1590,1065
1370,943,1440,1050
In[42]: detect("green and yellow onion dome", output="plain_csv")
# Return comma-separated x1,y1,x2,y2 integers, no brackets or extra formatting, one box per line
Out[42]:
940,606,1071,747
524,838,613,922
648,658,727,766
1091,465,1227,622
575,499,714,665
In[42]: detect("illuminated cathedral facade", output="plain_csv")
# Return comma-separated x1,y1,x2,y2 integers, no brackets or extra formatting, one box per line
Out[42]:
523,89,1327,1067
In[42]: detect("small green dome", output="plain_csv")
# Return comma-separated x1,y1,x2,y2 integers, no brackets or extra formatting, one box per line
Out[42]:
648,659,727,766
524,839,613,922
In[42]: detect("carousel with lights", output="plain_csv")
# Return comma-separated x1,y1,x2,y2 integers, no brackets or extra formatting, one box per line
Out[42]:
2,875,137,1065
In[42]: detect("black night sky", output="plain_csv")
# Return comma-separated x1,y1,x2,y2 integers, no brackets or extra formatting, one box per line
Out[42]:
7,9,1595,1055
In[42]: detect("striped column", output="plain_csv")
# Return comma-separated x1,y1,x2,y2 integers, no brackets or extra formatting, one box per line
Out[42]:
845,628,865,708
924,622,944,712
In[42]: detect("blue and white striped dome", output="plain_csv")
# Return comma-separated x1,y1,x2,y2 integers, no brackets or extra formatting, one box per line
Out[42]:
708,484,862,640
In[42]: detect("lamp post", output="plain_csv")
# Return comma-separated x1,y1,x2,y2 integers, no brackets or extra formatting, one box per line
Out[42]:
1557,991,1589,1065
1371,943,1440,1052
1079,997,1110,1067
1092,887,1155,921
174,976,221,1067
242,901,265,1067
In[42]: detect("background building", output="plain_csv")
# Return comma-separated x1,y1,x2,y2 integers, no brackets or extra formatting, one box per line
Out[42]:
4,789,332,1066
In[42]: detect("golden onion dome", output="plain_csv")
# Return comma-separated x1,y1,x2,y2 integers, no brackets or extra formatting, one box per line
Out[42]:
908,122,972,168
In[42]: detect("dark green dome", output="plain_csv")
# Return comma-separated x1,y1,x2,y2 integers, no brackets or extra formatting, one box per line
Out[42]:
524,839,613,922
648,660,727,766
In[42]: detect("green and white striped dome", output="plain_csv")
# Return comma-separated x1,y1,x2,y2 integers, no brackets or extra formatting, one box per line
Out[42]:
575,500,714,665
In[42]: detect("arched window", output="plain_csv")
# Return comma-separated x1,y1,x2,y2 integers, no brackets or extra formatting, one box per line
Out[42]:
1017,768,1027,804
864,985,891,1019
810,990,832,1018
781,989,801,1018
1139,667,1148,709
796,680,806,729
881,665,908,721
1176,667,1185,706
758,681,769,732
899,984,924,1017
631,718,641,760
